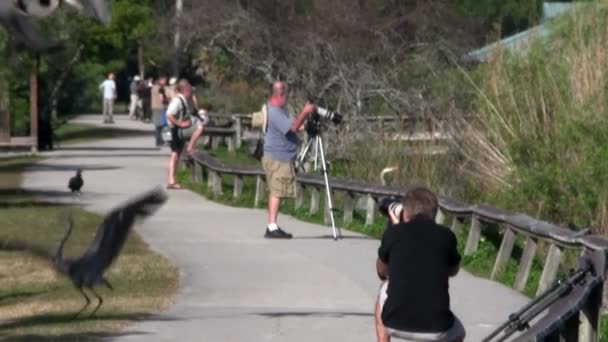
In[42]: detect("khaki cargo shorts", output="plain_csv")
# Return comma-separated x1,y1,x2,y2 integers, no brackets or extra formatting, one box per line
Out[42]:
262,156,296,198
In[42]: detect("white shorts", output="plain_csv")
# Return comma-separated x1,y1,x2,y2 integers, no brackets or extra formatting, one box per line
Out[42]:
378,281,466,342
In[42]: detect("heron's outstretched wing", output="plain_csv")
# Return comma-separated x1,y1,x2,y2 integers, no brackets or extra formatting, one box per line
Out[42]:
79,187,168,273
64,0,111,25
0,7,63,53
0,239,55,263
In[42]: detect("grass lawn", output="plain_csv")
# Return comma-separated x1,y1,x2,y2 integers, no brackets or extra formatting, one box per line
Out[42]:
0,157,179,341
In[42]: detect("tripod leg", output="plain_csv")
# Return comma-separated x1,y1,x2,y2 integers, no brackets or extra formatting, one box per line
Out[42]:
297,137,314,173
314,136,320,172
317,137,341,240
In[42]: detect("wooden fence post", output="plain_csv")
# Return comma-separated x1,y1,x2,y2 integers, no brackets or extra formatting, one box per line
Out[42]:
491,226,516,280
212,172,222,196
310,187,320,215
343,192,354,225
193,162,203,183
451,216,462,234
464,216,481,256
514,236,538,292
212,136,220,150
227,135,235,153
254,176,265,208
207,170,216,189
234,117,242,148
537,244,563,296
365,194,375,226
295,183,304,210
233,175,243,199
435,208,445,225
579,281,602,342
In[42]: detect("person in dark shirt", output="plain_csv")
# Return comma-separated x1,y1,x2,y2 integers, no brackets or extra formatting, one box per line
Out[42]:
375,186,465,342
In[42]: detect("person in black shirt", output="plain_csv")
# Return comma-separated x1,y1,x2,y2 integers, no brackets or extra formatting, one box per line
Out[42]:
375,186,466,342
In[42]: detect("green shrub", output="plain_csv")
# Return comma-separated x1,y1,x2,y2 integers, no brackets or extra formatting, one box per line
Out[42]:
460,2,608,235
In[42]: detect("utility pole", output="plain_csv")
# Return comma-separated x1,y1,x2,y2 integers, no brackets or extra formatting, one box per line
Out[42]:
173,0,183,77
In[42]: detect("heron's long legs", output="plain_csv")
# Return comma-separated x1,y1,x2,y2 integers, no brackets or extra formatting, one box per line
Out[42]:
102,277,114,291
72,287,91,320
89,287,104,317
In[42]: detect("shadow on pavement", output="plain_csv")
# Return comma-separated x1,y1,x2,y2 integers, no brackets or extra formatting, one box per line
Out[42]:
253,311,373,318
51,153,166,159
20,163,122,172
292,234,376,241
0,311,184,337
0,289,48,304
0,331,150,342
57,147,161,152
0,188,74,199
56,127,151,142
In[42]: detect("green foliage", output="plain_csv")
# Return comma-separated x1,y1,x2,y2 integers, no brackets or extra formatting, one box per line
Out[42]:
453,0,543,36
0,0,160,125
466,2,608,232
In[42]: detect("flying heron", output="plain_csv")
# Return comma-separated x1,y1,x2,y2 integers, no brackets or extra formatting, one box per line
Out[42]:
0,186,168,318
0,0,111,53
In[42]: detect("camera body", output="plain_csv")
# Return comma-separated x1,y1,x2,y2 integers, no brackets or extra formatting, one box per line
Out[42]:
378,196,403,221
305,99,343,136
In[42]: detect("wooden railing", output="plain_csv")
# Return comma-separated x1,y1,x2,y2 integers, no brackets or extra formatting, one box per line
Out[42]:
204,112,460,152
183,151,608,341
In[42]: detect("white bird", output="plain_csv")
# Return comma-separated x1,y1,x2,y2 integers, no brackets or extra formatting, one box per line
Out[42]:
380,166,399,186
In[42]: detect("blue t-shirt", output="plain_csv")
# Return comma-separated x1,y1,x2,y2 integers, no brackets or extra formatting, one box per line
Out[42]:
263,103,299,161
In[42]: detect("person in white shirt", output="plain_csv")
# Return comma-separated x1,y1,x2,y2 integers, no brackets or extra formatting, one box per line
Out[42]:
165,79,206,189
99,73,117,124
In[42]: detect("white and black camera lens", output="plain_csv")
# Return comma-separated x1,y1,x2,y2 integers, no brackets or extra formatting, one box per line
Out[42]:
378,196,403,219
315,106,343,125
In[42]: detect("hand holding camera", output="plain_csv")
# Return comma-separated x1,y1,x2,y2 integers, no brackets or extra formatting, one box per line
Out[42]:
303,102,316,116
378,196,404,225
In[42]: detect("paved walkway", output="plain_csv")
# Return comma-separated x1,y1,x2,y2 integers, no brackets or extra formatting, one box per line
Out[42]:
21,115,530,341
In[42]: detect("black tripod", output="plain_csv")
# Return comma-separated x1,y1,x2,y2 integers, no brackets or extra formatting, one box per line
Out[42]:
295,117,342,240
482,261,594,342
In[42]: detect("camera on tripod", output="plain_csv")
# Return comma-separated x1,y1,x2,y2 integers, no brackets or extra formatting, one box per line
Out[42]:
305,99,343,136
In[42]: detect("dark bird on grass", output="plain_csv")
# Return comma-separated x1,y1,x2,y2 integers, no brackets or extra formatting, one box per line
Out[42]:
0,0,111,53
68,168,84,194
0,187,168,318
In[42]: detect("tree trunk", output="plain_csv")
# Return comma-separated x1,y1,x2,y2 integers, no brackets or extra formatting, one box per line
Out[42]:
0,77,9,143
173,0,183,76
50,45,84,121
29,54,39,153
138,41,145,78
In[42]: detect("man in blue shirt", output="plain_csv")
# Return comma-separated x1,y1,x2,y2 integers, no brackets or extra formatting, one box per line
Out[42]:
262,81,315,238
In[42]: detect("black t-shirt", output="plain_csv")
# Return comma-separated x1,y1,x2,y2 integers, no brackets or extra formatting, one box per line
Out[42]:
378,216,461,333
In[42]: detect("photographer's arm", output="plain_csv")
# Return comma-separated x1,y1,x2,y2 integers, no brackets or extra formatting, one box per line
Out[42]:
377,230,392,281
289,102,315,132
448,263,460,277
447,231,461,277
376,258,388,281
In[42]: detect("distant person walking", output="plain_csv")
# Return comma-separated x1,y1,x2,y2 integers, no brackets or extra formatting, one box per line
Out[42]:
128,75,141,120
151,76,168,146
99,72,116,124
138,77,153,123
